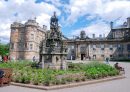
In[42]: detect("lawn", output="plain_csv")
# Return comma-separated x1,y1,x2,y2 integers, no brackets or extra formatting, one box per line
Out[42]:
0,61,120,86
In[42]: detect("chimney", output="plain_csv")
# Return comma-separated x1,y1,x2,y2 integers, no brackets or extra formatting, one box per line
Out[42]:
92,34,95,38
127,17,130,28
103,34,105,38
43,25,47,31
110,21,113,29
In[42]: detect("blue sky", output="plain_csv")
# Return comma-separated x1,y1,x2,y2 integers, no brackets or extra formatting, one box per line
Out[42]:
0,0,130,44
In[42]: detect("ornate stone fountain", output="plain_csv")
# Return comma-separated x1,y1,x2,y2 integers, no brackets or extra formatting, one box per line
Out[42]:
39,12,68,70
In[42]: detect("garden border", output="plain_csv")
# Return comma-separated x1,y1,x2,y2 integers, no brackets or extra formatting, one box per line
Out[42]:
11,75,125,90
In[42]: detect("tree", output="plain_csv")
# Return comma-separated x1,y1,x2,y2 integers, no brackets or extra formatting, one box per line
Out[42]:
0,40,9,57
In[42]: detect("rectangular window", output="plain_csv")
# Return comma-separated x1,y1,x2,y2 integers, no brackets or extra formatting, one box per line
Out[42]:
101,55,104,59
128,55,130,58
19,45,22,51
31,34,34,40
101,45,104,50
110,55,113,58
127,44,130,50
13,29,16,31
109,45,113,50
21,29,24,31
126,30,128,32
71,46,74,51
116,30,120,33
117,35,120,38
25,43,27,48
31,27,34,30
36,45,38,51
118,44,122,51
11,43,14,49
93,45,96,50
119,55,122,58
37,36,39,42
30,44,33,50
20,34,23,41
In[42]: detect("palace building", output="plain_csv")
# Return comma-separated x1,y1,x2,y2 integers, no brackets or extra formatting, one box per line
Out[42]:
9,13,130,61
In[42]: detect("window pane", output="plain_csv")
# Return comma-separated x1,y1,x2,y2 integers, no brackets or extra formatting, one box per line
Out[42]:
30,44,33,50
127,44,130,50
20,45,22,51
93,45,96,50
101,45,104,50
20,35,23,41
31,34,34,39
109,45,113,50
118,44,122,51
117,35,120,38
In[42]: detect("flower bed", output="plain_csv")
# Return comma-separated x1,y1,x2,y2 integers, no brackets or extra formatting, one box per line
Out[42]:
0,61,120,86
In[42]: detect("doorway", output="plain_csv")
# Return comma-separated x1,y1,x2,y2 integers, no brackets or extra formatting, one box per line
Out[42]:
81,54,85,60
93,55,96,60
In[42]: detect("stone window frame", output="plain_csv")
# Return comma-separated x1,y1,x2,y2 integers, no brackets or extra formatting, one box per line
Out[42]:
93,45,96,51
19,45,22,51
101,55,104,59
36,45,39,51
110,55,113,58
37,36,39,42
118,44,122,51
20,34,23,41
31,27,34,30
13,29,16,31
119,54,122,59
128,55,130,58
11,43,14,49
117,35,120,38
21,29,24,31
30,44,33,50
109,45,113,50
127,44,130,51
116,30,120,33
25,43,27,48
101,45,104,51
30,34,34,40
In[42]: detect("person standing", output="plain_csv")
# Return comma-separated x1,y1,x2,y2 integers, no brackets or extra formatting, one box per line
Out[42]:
33,56,36,62
4,56,8,63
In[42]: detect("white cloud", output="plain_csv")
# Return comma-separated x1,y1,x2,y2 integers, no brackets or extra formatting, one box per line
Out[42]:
71,20,110,38
0,0,61,44
62,0,130,26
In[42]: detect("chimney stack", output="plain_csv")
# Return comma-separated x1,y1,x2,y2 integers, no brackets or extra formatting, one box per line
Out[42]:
127,17,130,28
92,34,95,38
110,21,113,29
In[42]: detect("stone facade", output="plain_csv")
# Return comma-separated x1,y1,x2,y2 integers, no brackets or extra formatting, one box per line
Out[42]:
9,14,130,61
9,15,46,61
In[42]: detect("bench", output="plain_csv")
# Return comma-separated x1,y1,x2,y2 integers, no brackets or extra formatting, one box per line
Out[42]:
114,64,125,74
0,68,13,87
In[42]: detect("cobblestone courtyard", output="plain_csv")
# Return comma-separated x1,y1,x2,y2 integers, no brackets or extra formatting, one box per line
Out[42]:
0,61,130,92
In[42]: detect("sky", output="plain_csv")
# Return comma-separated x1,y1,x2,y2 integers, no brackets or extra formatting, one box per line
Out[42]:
0,0,130,44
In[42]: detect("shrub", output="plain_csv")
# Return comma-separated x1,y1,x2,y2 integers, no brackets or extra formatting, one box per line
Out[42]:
81,76,86,81
61,77,66,84
66,76,73,82
33,76,39,85
45,79,50,86
75,76,80,82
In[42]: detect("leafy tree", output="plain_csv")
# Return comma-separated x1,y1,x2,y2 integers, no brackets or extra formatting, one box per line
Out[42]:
0,39,9,57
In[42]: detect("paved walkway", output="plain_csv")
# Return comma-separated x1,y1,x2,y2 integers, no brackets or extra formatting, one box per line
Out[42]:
0,61,130,92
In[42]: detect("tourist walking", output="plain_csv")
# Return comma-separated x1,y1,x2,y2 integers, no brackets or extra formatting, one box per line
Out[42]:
33,56,36,62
